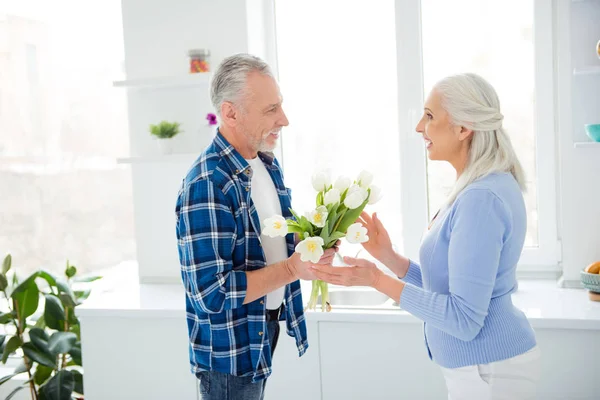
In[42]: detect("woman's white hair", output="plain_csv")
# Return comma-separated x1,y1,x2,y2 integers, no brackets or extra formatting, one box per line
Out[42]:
210,53,274,119
435,73,526,207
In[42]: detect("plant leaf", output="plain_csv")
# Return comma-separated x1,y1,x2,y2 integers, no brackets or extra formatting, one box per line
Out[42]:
44,295,66,331
0,274,8,291
65,261,77,279
29,328,52,356
2,255,11,275
59,293,77,309
69,324,81,341
12,282,40,324
22,342,56,368
34,364,54,386
69,343,82,366
12,271,39,295
74,290,91,303
0,335,5,348
335,198,369,234
37,270,58,288
73,275,101,283
2,336,22,364
0,311,13,324
34,314,47,330
55,279,77,306
71,369,84,395
286,225,305,235
48,332,77,356
39,369,74,400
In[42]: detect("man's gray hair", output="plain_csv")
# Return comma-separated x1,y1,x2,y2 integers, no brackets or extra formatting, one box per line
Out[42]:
210,53,275,118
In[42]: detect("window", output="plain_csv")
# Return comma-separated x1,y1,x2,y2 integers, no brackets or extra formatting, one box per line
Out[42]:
0,1,134,277
274,0,403,267
274,0,558,272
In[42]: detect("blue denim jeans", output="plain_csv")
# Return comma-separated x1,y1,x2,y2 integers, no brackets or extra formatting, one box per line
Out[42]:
196,318,281,400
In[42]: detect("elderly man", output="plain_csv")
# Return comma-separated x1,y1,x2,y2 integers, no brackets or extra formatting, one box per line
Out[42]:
175,53,335,400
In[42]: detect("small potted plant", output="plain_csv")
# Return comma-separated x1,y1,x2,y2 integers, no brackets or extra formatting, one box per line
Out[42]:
149,121,182,154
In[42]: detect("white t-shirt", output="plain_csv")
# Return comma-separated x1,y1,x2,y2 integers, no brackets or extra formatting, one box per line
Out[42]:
246,157,287,310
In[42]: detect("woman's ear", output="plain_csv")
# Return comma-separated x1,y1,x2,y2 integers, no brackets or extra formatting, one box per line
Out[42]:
457,126,474,142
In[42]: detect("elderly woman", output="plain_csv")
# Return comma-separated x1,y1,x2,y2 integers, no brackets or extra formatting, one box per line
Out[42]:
312,73,540,400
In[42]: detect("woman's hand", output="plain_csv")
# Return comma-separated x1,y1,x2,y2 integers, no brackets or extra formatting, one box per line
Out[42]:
310,256,384,288
357,212,395,265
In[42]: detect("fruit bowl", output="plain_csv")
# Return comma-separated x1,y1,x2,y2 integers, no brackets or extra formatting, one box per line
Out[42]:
585,124,600,142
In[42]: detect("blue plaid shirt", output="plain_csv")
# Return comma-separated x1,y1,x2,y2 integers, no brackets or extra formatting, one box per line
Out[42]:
175,131,308,382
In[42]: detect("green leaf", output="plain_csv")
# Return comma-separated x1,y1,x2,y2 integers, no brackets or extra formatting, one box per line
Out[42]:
34,315,47,330
72,369,84,395
12,282,40,324
2,336,22,363
59,293,77,309
37,270,58,288
73,276,101,283
316,191,324,207
44,295,66,331
39,370,74,400
320,217,331,243
65,261,77,279
0,273,8,291
29,328,51,355
12,271,39,294
34,364,54,386
69,324,81,341
0,311,13,324
288,207,302,222
2,255,11,275
55,279,77,306
326,232,347,248
48,332,77,356
286,225,305,235
336,198,369,234
74,290,91,303
69,343,82,366
0,335,5,348
22,342,56,368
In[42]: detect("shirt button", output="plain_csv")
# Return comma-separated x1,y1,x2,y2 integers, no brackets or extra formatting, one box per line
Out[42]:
245,187,250,192
258,331,264,336
246,170,251,175
260,300,264,305
235,169,240,174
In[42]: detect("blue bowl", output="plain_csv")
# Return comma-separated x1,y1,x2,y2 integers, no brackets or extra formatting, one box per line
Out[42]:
585,124,600,142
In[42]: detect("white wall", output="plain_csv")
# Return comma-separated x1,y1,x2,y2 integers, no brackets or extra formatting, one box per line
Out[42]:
556,0,600,284
120,0,254,282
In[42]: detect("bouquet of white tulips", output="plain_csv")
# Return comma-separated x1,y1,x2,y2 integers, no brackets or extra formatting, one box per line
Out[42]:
263,170,382,312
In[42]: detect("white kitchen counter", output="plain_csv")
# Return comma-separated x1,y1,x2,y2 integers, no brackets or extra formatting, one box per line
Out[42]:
77,273,600,330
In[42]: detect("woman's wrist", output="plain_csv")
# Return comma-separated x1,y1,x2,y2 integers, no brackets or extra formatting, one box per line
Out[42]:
380,250,410,278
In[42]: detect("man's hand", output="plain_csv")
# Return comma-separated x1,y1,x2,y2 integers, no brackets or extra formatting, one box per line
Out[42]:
285,246,338,281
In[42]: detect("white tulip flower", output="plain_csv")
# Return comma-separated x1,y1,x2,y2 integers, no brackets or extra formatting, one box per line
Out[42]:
323,188,341,206
344,184,369,209
295,236,325,263
357,170,374,188
311,170,332,192
306,206,328,228
368,185,383,205
262,215,289,238
346,223,369,244
333,176,352,191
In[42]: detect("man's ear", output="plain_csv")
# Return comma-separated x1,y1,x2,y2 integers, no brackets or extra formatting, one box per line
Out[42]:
220,102,238,128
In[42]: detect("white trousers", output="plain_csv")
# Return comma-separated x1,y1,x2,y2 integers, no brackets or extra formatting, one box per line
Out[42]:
440,346,541,400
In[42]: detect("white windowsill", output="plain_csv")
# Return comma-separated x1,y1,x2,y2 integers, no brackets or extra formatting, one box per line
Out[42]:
76,265,600,330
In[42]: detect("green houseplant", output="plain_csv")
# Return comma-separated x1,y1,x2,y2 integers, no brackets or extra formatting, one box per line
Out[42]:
149,121,182,154
0,254,100,400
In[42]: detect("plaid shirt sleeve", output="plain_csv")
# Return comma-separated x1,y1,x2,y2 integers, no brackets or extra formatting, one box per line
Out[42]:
176,177,247,314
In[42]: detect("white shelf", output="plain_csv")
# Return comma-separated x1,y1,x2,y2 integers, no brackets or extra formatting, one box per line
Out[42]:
573,66,600,76
573,142,600,148
117,154,199,164
113,74,211,89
